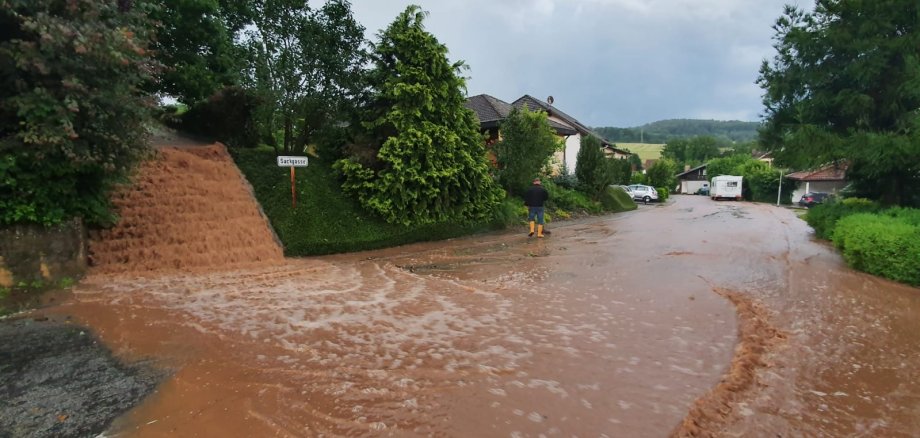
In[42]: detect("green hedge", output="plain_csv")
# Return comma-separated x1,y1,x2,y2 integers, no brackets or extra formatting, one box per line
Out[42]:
601,186,638,212
231,148,497,256
656,186,670,202
805,198,880,239
831,213,920,286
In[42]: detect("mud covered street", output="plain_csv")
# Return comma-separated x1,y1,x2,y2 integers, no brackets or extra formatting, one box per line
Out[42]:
11,195,920,437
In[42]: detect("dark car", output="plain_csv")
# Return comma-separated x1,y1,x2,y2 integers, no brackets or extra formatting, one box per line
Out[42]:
798,192,831,207
695,185,710,196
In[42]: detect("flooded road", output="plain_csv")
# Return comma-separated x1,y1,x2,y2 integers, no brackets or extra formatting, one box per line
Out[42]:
47,196,920,437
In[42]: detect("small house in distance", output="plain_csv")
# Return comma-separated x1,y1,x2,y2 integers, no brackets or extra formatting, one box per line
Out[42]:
787,162,848,203
675,163,708,194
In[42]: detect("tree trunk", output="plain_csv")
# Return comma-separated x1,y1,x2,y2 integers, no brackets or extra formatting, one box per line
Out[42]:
283,115,293,154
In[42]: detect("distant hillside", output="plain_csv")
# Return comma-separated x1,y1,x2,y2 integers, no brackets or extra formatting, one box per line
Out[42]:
594,119,760,144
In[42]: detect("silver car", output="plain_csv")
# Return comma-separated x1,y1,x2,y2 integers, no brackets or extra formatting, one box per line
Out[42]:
627,184,659,203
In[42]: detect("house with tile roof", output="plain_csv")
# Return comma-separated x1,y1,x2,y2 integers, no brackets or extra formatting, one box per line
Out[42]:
786,162,848,203
465,94,630,174
512,95,631,173
464,94,577,169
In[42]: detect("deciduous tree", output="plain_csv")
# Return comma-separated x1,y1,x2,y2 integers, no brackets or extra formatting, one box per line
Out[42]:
149,0,242,104
758,0,920,206
0,0,156,225
244,0,366,153
493,107,560,195
662,136,720,167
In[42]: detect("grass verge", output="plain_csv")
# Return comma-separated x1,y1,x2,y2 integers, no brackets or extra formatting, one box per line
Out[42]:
230,148,500,256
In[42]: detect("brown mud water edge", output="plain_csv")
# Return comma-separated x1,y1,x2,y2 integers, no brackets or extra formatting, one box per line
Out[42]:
87,144,284,275
671,288,787,437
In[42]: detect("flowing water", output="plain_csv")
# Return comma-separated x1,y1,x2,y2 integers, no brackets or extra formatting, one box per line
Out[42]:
39,146,920,437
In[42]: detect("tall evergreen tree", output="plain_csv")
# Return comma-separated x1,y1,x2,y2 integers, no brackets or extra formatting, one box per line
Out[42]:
575,135,612,199
335,5,501,225
758,0,920,206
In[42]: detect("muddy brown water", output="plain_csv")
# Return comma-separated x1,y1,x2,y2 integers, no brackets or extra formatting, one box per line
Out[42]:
35,145,920,437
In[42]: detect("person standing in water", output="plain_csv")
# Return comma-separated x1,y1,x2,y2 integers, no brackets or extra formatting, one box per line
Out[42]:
523,178,549,238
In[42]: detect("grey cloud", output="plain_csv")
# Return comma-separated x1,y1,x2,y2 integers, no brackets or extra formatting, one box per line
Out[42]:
349,0,803,127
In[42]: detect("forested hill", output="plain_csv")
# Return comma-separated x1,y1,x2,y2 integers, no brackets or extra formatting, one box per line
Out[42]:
594,119,761,144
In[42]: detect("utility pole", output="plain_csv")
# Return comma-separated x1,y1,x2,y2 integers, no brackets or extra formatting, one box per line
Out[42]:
776,170,783,206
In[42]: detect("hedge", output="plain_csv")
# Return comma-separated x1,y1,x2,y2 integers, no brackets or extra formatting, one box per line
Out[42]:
656,186,670,202
831,213,920,286
805,198,880,239
230,148,497,256
602,186,638,212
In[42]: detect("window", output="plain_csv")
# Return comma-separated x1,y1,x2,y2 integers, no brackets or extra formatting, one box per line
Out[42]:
727,181,738,187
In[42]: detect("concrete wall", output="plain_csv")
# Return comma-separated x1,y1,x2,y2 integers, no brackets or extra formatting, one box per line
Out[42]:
0,219,86,288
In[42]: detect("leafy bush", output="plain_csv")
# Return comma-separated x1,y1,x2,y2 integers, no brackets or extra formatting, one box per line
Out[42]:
552,168,579,190
179,86,262,148
600,186,637,212
806,198,880,239
656,187,670,202
491,197,527,227
544,181,602,214
882,207,920,226
832,214,920,286
630,172,648,185
1,0,155,226
646,158,678,190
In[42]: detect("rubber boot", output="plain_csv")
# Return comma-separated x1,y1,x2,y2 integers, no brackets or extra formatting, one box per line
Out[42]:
537,224,544,238
528,221,535,237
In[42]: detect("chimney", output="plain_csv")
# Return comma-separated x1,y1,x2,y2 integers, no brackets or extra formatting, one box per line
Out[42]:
684,164,691,172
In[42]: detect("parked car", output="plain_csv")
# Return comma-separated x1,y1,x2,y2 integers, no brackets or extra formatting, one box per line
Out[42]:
615,185,634,197
628,184,659,203
798,192,832,207
695,184,710,196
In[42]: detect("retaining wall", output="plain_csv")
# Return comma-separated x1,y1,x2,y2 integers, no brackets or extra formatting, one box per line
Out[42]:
0,219,86,288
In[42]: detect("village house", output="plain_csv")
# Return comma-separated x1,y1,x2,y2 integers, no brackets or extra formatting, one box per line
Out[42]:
465,94,630,174
675,163,708,194
787,162,848,203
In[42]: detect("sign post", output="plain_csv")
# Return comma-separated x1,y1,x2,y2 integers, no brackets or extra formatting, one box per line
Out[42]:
276,156,309,208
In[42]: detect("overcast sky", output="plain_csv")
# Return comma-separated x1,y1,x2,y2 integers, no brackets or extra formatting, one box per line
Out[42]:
347,0,805,128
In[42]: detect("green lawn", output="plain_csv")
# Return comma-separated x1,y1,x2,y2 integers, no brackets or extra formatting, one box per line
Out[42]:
615,143,665,161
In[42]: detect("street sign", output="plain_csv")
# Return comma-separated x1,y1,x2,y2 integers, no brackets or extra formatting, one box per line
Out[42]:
277,156,309,167
276,156,308,208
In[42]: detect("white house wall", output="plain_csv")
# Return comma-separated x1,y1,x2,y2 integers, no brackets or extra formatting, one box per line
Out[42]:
564,134,581,174
681,180,708,194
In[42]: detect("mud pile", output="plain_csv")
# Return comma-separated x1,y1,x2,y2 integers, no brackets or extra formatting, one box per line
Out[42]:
88,144,284,274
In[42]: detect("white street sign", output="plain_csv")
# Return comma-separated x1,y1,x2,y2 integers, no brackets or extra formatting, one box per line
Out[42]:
277,156,309,167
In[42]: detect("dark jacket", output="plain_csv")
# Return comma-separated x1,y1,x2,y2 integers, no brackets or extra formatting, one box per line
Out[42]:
523,184,549,207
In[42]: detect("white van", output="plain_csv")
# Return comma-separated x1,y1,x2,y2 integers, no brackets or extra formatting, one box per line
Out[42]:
710,175,743,200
